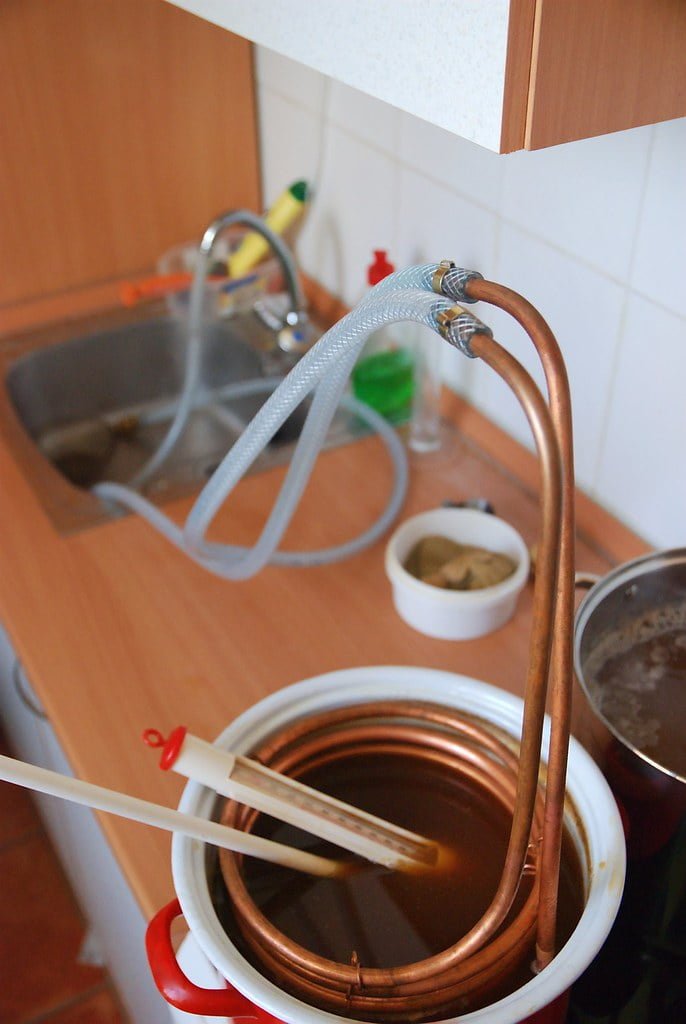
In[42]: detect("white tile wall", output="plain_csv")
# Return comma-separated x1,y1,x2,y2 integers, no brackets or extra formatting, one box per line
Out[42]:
255,47,686,550
398,113,505,210
296,125,398,302
486,226,626,493
255,46,326,113
595,297,686,549
257,87,325,212
395,167,499,416
631,118,686,319
328,81,400,156
500,127,653,282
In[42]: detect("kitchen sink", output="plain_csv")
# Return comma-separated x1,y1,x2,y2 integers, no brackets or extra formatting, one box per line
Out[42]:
0,306,360,534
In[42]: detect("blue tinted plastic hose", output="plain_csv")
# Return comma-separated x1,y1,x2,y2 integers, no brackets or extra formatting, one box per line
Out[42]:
95,274,452,580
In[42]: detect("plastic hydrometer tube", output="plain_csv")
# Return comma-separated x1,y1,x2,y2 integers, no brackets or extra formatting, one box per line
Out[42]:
143,726,439,871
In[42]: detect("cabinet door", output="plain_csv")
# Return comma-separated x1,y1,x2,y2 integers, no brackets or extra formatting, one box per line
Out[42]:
38,724,172,1024
0,0,260,308
0,623,46,766
524,0,686,149
0,625,75,866
0,624,170,1024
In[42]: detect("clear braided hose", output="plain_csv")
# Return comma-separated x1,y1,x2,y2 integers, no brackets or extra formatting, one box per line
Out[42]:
363,264,438,298
95,281,453,580
184,289,450,558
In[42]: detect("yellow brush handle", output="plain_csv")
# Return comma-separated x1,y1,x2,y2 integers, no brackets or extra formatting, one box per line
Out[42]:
227,180,308,279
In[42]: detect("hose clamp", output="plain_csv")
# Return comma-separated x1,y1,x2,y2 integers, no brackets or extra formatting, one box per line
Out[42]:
435,305,492,358
432,260,484,303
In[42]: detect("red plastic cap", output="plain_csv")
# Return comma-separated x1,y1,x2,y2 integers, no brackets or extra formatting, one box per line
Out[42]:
367,249,395,286
142,726,188,771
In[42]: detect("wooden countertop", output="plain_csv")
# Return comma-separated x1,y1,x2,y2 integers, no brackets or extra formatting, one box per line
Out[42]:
0,327,648,921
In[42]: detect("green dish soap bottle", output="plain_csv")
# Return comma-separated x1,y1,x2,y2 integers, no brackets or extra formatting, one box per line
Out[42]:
351,250,415,423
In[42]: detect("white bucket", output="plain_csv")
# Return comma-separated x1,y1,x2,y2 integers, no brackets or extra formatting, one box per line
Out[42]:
157,667,626,1023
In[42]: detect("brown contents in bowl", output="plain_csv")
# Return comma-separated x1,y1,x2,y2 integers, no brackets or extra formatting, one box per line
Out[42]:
404,535,516,590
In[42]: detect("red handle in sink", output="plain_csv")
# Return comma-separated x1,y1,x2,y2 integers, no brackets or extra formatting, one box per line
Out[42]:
146,898,282,1021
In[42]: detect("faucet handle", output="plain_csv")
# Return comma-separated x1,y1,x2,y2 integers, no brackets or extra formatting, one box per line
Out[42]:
277,316,316,355
253,298,315,355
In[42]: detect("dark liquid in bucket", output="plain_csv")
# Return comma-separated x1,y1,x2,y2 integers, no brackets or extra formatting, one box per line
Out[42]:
216,752,584,1017
585,605,686,779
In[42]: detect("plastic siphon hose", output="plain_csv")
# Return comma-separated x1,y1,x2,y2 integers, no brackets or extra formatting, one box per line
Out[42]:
94,272,452,580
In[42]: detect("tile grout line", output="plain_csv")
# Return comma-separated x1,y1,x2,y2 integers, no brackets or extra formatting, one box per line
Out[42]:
0,823,45,855
0,787,127,1024
19,981,112,1024
261,82,686,326
586,124,657,497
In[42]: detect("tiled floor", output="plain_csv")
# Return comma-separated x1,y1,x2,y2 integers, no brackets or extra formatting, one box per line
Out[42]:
0,729,128,1024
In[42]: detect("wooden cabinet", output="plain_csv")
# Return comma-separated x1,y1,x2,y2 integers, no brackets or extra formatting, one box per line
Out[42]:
167,0,686,153
516,0,686,151
0,625,170,1024
0,0,260,313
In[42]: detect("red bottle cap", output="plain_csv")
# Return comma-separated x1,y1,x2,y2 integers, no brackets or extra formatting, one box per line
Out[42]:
367,249,395,286
142,726,188,770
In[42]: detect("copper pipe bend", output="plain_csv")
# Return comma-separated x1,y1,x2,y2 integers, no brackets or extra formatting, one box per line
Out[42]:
213,278,577,1015
466,279,576,968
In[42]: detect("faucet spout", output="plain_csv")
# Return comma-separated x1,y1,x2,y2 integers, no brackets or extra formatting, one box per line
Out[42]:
199,207,308,335
129,207,311,488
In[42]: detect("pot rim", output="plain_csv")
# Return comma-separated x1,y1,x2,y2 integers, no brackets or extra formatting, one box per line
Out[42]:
576,548,686,610
172,667,626,1024
574,546,686,785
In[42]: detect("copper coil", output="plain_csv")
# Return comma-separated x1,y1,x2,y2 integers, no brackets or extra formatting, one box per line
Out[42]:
213,288,577,1019
219,700,546,1021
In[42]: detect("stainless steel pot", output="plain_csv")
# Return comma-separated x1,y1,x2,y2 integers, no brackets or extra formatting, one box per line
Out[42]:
574,548,686,858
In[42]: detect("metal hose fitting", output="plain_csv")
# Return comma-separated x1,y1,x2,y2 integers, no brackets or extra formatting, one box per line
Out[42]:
432,260,484,303
436,305,493,357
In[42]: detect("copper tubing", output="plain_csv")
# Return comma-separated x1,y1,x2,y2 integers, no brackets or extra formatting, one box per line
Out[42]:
463,332,563,962
467,279,575,969
220,702,546,1019
254,702,546,979
213,285,574,1015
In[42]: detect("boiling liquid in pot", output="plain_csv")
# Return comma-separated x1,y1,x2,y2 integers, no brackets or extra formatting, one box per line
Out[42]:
215,752,584,1017
584,602,686,779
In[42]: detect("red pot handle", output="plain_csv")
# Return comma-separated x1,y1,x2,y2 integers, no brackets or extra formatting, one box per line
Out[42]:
146,898,281,1021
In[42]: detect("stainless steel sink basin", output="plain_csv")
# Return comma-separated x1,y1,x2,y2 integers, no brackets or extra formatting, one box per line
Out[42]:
1,306,359,534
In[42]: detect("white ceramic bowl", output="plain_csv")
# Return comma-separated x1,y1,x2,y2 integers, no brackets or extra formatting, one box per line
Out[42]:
384,507,530,640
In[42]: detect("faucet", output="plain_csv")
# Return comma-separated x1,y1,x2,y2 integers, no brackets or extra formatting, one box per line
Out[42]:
127,208,315,488
198,208,315,356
